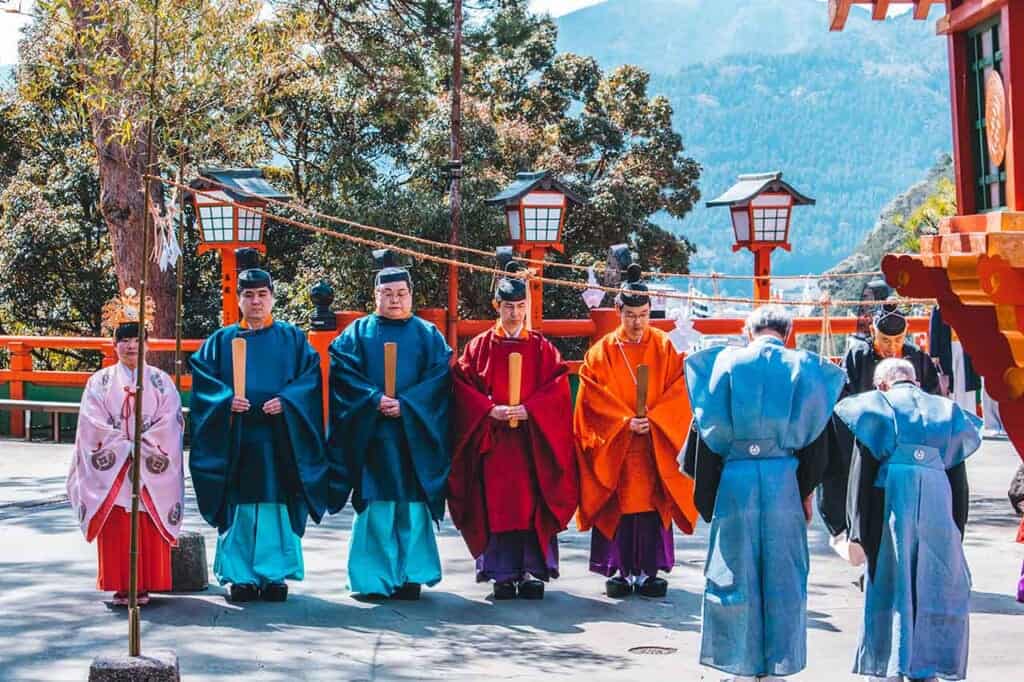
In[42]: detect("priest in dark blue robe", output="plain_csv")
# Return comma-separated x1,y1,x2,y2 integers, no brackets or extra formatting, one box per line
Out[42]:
189,263,329,603
327,250,452,600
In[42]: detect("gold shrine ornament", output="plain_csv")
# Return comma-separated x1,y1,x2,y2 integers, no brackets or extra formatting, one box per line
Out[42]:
985,70,1008,168
101,287,156,337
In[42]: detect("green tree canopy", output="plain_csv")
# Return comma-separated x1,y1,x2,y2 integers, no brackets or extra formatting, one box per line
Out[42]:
1,0,701,367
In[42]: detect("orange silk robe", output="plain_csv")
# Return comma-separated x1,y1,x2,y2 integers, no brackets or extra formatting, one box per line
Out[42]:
574,325,698,539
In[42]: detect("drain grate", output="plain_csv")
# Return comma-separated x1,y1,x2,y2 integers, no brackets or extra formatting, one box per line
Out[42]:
628,646,677,655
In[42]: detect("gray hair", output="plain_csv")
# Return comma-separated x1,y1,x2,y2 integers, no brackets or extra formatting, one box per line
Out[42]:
744,304,792,339
873,358,917,388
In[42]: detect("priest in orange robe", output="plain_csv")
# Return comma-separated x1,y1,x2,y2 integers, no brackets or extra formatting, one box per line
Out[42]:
574,267,698,598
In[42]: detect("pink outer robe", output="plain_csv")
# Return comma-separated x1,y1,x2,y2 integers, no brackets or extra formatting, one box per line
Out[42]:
67,362,185,546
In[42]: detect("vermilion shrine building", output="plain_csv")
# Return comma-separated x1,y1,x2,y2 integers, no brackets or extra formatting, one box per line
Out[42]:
831,1,1024,459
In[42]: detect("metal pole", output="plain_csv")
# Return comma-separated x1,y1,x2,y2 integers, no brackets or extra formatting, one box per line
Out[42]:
129,0,160,657
446,0,463,351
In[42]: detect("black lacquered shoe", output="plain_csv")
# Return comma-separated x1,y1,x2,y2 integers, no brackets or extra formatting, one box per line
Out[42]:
392,582,421,600
228,583,260,602
518,579,545,600
492,580,517,600
605,576,631,599
635,576,668,598
262,582,288,602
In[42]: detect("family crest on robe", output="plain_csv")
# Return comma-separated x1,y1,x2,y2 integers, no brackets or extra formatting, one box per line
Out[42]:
818,332,942,539
188,320,329,538
683,335,845,679
449,326,578,565
67,362,185,547
835,382,981,681
575,326,698,541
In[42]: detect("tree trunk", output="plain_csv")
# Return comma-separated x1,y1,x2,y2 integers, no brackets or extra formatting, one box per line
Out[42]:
93,123,177,366
68,0,178,368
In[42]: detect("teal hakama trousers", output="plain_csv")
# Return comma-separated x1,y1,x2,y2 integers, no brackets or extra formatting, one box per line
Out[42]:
214,503,304,587
348,501,442,596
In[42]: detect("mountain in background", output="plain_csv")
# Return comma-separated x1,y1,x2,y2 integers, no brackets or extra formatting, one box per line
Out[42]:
825,154,953,303
555,0,951,291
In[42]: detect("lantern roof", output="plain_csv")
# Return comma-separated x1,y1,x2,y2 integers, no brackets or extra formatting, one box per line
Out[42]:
705,171,815,208
192,168,290,203
485,171,586,207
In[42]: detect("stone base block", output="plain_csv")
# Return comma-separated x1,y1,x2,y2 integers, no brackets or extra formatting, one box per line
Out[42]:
88,650,180,682
171,530,208,592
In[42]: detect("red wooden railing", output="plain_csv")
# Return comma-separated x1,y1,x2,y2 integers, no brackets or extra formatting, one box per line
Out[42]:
1,310,929,438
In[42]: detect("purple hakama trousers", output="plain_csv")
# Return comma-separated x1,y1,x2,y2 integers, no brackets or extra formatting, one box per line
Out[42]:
589,511,674,578
476,530,559,583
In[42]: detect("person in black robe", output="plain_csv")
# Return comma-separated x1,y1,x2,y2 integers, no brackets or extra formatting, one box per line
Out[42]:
818,304,942,543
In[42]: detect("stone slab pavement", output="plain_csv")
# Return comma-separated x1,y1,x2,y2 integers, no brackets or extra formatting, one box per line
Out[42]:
0,438,1022,681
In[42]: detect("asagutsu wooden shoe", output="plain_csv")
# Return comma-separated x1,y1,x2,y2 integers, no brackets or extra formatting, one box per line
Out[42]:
262,582,288,602
605,577,631,599
635,576,667,598
228,583,259,603
392,582,421,601
492,580,516,600
518,579,544,600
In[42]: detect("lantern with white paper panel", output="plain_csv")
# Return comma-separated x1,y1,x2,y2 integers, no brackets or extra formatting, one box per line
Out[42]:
189,168,290,325
486,171,587,328
706,171,814,302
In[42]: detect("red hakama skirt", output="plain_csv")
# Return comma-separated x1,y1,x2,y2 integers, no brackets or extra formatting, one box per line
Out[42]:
95,506,172,593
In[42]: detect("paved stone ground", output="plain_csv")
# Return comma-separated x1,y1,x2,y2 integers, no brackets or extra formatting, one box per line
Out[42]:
0,438,1022,681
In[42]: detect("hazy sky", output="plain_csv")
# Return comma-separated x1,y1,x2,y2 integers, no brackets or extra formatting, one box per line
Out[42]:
0,0,30,65
0,1,915,65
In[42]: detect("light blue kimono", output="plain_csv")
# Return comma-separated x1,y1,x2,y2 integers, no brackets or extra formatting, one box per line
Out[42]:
686,336,845,678
835,383,981,681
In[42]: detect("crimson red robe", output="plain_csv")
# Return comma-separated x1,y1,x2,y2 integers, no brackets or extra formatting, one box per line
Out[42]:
449,327,578,559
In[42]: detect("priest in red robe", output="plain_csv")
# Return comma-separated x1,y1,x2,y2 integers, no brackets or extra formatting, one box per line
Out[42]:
449,264,577,600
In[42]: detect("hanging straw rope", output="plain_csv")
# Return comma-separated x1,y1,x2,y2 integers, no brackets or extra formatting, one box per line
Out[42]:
167,173,885,282
157,176,934,308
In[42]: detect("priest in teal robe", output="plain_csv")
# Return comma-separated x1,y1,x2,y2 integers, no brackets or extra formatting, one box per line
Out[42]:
327,250,452,600
189,262,329,603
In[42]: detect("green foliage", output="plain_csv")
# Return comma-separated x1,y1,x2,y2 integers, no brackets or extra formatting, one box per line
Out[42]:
269,1,701,327
0,144,112,337
894,177,956,252
2,0,700,364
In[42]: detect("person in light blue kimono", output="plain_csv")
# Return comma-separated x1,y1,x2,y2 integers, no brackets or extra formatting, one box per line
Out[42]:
835,358,981,682
681,305,845,681
327,249,452,600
